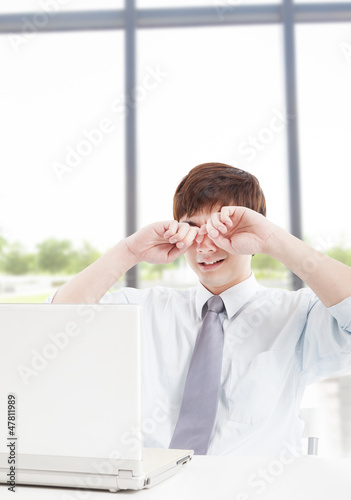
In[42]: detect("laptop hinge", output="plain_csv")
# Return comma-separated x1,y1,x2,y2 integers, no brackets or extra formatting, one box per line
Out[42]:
118,469,133,479
117,469,144,491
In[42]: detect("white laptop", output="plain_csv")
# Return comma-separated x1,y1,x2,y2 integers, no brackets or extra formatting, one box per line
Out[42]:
0,303,192,492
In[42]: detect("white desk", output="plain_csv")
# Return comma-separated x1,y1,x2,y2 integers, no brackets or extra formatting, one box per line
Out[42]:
0,456,350,500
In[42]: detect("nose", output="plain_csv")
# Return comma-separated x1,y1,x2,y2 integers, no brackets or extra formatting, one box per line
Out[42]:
196,232,217,253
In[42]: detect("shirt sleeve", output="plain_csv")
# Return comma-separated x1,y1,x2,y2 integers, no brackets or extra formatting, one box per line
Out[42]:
99,287,149,304
296,294,351,385
43,291,57,303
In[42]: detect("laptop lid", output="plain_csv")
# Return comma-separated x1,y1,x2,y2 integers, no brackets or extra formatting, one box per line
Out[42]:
0,303,144,484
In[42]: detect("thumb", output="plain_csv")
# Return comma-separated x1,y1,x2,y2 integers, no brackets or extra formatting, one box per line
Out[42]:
207,233,233,253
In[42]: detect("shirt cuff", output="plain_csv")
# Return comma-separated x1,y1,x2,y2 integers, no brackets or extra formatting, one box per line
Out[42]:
328,296,351,332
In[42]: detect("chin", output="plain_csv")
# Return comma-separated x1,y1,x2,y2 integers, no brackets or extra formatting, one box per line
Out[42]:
201,277,229,291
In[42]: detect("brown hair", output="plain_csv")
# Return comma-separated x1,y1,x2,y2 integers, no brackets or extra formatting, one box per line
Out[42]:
173,162,266,220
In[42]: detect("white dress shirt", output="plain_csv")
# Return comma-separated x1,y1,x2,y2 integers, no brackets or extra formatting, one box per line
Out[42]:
46,274,351,456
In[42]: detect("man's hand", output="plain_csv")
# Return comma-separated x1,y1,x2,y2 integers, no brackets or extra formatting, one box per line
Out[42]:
53,220,198,304
196,206,278,256
197,205,351,307
125,220,199,264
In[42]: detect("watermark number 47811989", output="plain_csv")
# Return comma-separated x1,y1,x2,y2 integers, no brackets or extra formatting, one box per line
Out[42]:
7,394,16,492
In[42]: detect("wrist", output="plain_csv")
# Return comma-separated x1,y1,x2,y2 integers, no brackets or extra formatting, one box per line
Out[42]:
119,236,143,267
263,226,310,272
261,223,289,258
262,224,299,262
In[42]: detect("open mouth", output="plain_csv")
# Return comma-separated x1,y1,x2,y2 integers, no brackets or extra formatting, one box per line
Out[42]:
198,259,225,270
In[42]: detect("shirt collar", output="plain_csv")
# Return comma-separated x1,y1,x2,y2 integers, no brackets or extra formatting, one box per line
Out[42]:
195,273,261,320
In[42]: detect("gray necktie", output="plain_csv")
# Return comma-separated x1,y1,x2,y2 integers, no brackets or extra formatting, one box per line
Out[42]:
169,295,225,455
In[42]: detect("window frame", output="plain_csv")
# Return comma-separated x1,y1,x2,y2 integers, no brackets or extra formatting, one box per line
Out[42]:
1,0,350,288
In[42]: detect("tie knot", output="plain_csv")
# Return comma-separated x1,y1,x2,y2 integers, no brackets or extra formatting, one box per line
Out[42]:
207,295,224,314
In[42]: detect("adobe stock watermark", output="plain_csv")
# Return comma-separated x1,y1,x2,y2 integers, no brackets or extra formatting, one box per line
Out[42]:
17,303,101,386
228,290,286,348
59,398,176,498
227,235,332,351
236,108,293,163
213,0,246,21
8,0,72,54
119,398,178,455
234,441,300,499
51,64,169,182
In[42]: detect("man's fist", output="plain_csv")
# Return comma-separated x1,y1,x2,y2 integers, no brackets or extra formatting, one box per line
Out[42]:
196,206,277,256
125,221,199,264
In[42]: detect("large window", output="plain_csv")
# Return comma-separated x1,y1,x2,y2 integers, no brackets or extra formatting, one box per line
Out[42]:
1,2,350,290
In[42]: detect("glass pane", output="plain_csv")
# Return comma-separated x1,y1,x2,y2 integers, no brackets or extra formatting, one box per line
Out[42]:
296,23,351,252
0,31,124,297
137,25,288,288
297,22,351,456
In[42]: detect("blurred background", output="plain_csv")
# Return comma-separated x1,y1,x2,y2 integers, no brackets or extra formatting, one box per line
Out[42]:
0,0,350,457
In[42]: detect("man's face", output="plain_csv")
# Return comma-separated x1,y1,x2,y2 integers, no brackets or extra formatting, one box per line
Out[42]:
180,206,252,295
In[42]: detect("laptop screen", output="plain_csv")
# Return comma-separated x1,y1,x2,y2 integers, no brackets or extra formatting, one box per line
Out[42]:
0,304,142,461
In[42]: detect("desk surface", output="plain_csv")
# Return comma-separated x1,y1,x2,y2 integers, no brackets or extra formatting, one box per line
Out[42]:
1,456,350,500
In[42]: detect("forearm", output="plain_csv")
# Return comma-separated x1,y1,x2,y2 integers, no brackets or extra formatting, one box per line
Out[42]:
52,239,139,303
266,227,351,307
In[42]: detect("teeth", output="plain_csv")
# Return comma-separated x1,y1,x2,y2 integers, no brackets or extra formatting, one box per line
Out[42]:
200,258,225,266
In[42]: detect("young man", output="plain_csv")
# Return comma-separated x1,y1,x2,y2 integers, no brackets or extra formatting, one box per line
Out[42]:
48,162,351,456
